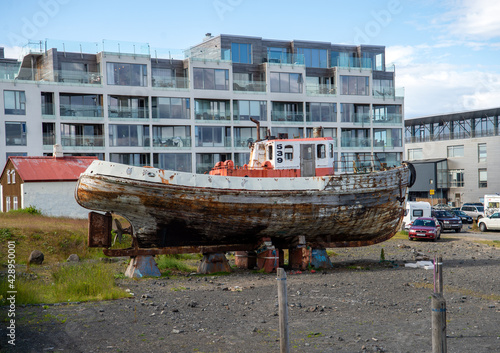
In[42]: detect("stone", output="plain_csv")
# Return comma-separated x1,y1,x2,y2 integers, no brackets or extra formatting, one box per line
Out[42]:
67,254,80,262
28,250,44,265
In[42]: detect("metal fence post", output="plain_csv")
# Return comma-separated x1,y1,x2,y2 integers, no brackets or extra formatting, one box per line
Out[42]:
277,268,290,353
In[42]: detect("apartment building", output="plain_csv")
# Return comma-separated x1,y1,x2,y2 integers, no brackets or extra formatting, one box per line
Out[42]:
0,34,404,174
404,108,500,205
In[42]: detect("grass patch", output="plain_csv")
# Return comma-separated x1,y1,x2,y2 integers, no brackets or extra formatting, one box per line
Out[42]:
0,262,130,305
474,240,500,248
156,254,198,273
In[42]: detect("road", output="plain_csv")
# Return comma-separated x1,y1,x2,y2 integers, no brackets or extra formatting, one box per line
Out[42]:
447,226,500,241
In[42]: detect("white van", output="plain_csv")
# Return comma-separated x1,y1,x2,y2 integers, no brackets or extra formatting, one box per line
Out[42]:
403,201,432,229
484,194,500,217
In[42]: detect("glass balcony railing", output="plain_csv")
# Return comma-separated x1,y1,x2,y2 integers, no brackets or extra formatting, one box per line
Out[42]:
152,136,191,147
60,104,103,117
42,133,55,146
108,107,149,119
373,138,402,148
341,137,372,148
306,113,336,123
233,79,266,92
267,53,305,66
61,135,105,147
152,77,189,89
13,68,102,85
342,113,370,125
332,57,372,70
306,84,336,96
234,138,256,148
373,87,405,99
271,111,304,122
41,103,55,115
194,111,231,121
373,114,403,125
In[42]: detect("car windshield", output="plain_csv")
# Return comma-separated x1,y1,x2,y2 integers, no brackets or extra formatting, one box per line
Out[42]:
413,219,435,227
477,206,484,212
454,211,466,216
434,211,453,217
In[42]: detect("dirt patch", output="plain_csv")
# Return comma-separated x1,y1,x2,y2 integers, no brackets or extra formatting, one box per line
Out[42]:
2,233,500,352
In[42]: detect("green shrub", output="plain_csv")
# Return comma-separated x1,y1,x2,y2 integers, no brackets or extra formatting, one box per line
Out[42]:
9,206,42,215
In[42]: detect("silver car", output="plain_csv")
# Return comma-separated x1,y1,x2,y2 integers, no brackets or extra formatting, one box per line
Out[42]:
460,205,484,222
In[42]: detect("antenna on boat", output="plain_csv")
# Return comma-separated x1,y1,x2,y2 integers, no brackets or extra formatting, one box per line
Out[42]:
250,118,261,141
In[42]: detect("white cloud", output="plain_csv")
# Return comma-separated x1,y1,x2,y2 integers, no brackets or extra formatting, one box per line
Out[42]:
0,45,23,60
388,44,500,118
443,0,500,40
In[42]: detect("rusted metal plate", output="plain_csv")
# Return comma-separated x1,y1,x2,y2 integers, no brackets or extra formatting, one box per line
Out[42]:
88,211,112,248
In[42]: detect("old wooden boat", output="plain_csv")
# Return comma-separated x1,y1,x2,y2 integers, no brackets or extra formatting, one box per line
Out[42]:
75,129,415,255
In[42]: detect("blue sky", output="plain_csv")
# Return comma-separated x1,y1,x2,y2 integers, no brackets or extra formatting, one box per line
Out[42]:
1,0,499,118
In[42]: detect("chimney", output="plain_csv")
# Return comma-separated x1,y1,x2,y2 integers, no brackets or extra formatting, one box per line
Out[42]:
53,144,63,158
203,33,213,41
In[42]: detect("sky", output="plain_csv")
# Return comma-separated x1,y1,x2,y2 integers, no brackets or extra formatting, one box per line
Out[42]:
1,0,499,118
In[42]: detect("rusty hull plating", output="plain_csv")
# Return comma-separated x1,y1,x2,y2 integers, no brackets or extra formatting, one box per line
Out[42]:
76,160,412,254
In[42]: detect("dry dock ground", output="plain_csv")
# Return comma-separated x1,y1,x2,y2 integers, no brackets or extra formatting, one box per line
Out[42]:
1,231,499,353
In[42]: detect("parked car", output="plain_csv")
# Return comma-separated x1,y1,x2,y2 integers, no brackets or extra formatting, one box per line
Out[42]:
460,204,484,222
432,210,462,232
408,217,441,241
477,212,500,232
451,210,473,224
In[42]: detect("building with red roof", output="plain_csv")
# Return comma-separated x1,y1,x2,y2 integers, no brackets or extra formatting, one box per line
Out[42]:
0,147,96,218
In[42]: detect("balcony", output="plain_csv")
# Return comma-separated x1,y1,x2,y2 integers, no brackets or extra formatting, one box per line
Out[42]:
372,87,405,100
332,57,372,70
341,137,372,149
186,48,231,63
267,53,305,66
152,136,191,148
152,77,189,89
271,111,304,123
342,113,370,126
15,68,102,85
108,107,149,119
60,104,103,118
41,103,55,116
61,135,105,147
373,114,403,125
306,84,336,96
195,111,231,121
233,79,266,93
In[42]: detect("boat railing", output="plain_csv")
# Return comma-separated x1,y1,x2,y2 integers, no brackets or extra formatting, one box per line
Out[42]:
336,154,401,174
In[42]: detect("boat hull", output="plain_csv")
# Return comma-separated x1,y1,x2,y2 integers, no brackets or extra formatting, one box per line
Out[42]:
76,161,411,249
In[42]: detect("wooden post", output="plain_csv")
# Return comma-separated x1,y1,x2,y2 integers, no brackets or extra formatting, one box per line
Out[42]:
434,256,443,294
431,293,447,353
277,268,290,353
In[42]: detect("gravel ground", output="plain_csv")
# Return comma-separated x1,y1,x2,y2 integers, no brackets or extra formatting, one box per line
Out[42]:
1,231,499,353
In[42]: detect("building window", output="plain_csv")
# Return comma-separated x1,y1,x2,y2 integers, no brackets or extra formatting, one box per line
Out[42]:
271,102,304,122
478,169,487,188
233,100,267,121
193,68,229,90
154,153,192,172
13,196,18,211
194,99,230,121
108,96,149,119
478,143,486,163
152,125,191,147
6,197,11,212
5,122,27,146
195,126,231,147
60,93,103,117
234,127,265,148
4,90,26,115
408,148,423,160
449,169,464,188
10,170,16,184
109,124,150,147
7,170,11,184
109,153,150,167
41,92,54,115
195,153,230,174
317,144,326,159
231,43,252,64
270,72,303,93
284,145,294,160
296,48,328,68
61,123,104,147
106,62,147,86
447,145,464,157
42,123,56,146
340,76,369,95
152,97,190,119
306,103,336,122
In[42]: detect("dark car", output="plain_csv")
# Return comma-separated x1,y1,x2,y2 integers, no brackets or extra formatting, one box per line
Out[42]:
432,210,462,232
451,210,473,224
408,217,441,241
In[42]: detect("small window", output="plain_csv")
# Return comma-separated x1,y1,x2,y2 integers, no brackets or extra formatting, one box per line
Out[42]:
329,143,334,158
268,145,273,160
13,196,18,211
6,197,11,212
284,145,293,160
7,171,11,184
317,144,326,159
10,170,15,184
413,210,423,217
